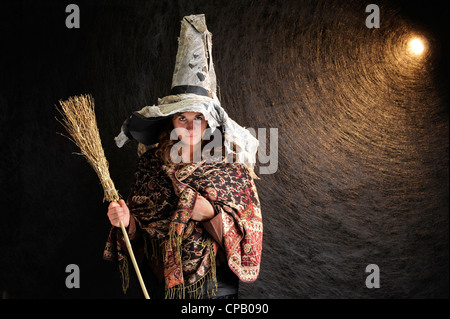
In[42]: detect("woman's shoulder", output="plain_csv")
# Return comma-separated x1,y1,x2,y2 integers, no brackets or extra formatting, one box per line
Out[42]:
136,146,162,168
203,159,253,179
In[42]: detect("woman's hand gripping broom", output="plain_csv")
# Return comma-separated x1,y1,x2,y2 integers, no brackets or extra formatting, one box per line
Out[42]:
56,94,150,299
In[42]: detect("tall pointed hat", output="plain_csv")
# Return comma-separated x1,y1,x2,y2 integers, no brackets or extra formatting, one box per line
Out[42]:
115,14,258,175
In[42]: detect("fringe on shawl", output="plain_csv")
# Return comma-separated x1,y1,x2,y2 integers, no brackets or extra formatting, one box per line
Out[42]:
118,232,217,299
118,234,162,295
119,255,130,294
163,227,217,299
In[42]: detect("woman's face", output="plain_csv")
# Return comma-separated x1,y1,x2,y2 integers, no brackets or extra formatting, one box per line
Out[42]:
172,112,208,146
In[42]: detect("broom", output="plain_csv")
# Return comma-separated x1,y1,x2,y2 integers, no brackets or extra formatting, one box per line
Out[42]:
56,94,150,299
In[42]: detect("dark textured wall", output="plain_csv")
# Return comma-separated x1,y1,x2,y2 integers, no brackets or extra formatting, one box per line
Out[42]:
1,0,448,298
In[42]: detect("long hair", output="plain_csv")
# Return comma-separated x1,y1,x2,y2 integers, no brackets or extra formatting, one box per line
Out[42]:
154,118,178,165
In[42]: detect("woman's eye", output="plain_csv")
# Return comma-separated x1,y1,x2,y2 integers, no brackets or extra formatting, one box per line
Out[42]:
178,116,186,121
195,116,203,120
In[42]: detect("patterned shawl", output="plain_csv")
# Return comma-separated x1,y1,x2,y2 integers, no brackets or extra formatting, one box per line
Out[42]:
103,148,263,298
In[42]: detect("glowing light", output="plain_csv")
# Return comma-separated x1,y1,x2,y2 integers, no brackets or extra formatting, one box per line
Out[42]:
409,38,424,55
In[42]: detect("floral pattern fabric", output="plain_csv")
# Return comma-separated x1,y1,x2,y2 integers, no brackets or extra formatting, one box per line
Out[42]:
103,148,263,298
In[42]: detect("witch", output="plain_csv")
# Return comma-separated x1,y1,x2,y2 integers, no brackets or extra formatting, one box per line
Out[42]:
103,14,263,299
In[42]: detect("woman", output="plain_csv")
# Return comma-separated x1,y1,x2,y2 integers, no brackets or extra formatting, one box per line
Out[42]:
103,14,262,299
104,111,262,299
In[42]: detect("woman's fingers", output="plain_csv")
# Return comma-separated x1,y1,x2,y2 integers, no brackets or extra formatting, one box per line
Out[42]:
107,201,130,227
109,201,120,209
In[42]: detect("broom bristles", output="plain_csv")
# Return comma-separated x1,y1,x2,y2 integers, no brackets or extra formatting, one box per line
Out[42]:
56,94,120,202
57,94,150,299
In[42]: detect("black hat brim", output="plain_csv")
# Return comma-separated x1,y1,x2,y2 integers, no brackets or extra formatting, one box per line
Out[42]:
123,112,169,146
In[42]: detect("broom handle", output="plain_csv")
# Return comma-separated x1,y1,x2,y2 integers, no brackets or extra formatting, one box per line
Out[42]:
119,221,150,299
